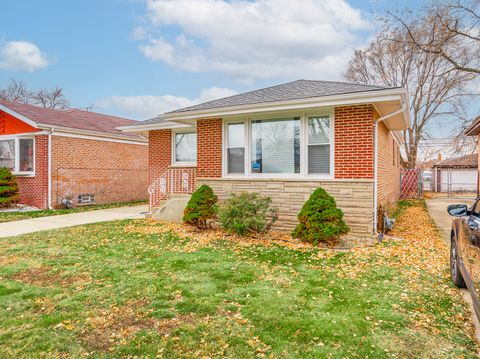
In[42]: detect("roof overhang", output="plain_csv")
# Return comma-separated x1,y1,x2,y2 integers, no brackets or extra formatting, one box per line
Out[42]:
465,116,480,136
118,88,411,133
36,123,147,143
0,103,39,128
0,103,146,143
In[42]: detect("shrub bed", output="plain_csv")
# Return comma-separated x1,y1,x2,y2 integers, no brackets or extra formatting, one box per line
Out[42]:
0,167,20,208
219,192,278,235
292,187,349,244
183,185,218,229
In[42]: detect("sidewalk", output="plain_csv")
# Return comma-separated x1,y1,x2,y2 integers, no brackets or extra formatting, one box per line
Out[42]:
0,205,148,238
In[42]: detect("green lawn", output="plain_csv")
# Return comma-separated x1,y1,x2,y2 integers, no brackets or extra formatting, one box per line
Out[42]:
0,200,147,223
0,203,478,357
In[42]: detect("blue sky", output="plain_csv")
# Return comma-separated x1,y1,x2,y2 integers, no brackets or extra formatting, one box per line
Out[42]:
0,0,440,123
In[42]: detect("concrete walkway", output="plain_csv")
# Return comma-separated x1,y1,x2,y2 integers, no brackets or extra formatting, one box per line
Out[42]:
0,205,148,238
425,196,476,243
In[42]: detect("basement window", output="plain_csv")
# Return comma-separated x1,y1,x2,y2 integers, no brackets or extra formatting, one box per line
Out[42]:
78,194,95,205
0,137,35,175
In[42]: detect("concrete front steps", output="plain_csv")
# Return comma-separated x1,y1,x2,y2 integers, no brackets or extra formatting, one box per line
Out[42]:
146,194,191,222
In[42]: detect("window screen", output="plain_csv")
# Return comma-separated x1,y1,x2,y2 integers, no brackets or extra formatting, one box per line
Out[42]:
227,123,245,174
308,116,330,174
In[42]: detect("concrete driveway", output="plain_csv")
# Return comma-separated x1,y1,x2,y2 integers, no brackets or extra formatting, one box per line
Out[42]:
0,205,148,238
425,195,480,339
425,196,476,243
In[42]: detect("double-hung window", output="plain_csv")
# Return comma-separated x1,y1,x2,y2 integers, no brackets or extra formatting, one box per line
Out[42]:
173,131,197,165
307,116,331,174
0,137,34,175
227,123,245,174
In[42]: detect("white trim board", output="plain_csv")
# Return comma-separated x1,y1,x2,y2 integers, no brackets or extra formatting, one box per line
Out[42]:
51,131,148,145
120,88,409,132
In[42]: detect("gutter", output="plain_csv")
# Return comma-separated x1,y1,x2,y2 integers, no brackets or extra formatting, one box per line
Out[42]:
119,88,409,132
373,102,408,233
47,128,53,209
36,123,147,143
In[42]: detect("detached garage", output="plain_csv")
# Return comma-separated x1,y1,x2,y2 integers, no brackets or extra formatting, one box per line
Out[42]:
432,154,478,193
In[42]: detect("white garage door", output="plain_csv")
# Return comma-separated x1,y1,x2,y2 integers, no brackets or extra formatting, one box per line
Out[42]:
440,169,478,192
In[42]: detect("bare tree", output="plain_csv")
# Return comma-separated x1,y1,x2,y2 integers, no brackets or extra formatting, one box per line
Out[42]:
0,79,70,110
343,25,478,168
0,79,32,104
390,0,480,75
31,88,70,110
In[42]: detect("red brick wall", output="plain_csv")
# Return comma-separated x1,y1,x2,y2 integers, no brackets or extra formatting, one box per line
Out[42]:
377,120,401,207
334,105,375,179
16,135,49,208
148,107,384,183
197,119,222,178
51,136,148,207
149,129,172,182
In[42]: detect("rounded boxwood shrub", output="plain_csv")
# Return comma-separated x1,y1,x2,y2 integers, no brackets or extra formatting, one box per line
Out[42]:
183,185,218,229
0,167,20,208
292,187,349,244
219,192,278,236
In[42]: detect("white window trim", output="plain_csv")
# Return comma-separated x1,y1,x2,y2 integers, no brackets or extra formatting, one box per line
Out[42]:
225,121,247,175
222,111,334,179
305,114,334,177
0,135,35,176
171,129,197,167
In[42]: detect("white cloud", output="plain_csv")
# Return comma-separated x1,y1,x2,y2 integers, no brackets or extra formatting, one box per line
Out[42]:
131,26,149,40
0,41,49,71
95,86,238,120
138,0,372,82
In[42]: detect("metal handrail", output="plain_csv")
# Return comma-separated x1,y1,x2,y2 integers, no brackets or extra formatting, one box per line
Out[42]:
148,168,197,211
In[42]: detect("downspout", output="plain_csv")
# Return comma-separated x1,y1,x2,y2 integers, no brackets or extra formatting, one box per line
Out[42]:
373,104,407,233
47,128,54,209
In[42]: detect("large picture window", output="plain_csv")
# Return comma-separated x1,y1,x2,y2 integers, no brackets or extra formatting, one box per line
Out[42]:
251,118,300,174
225,114,332,177
0,137,34,174
174,132,197,164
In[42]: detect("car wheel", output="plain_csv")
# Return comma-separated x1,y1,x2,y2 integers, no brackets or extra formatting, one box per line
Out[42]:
451,236,467,288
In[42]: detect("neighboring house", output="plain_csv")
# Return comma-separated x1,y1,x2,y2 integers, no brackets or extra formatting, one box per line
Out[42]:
431,154,478,193
466,116,480,193
120,80,410,235
0,99,148,209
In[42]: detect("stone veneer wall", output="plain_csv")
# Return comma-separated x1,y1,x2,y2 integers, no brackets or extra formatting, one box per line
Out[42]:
198,178,374,235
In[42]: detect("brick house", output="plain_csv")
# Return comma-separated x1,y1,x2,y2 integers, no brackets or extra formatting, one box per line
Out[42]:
120,80,410,234
0,99,148,209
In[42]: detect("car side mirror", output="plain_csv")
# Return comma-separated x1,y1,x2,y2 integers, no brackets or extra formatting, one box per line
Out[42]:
447,204,469,217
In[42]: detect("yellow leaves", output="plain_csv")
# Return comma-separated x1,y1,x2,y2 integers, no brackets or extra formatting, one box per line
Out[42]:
124,219,316,252
54,320,76,331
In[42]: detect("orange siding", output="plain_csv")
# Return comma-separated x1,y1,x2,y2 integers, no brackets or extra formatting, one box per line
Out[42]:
0,110,39,135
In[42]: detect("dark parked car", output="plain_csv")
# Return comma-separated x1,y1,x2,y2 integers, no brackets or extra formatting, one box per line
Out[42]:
448,202,480,319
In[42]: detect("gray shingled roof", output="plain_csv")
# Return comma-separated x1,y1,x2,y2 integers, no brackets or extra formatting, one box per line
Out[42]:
136,79,396,126
169,79,393,113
